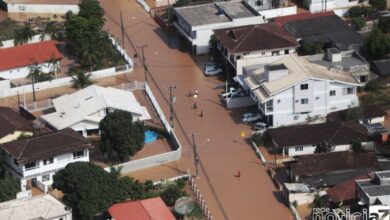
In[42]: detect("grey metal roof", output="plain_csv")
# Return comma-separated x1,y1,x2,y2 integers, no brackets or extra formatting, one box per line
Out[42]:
306,51,368,71
358,180,390,197
173,1,258,27
284,15,364,51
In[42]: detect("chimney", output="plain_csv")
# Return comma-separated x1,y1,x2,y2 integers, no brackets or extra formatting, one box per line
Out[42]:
264,64,289,82
326,48,342,63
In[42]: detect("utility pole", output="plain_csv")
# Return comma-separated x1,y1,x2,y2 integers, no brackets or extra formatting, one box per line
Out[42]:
120,11,125,47
137,44,148,82
192,133,199,177
169,85,177,129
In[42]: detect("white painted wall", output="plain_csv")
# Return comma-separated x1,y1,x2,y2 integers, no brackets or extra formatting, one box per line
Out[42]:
0,62,57,80
259,5,297,19
6,3,79,14
0,34,51,49
258,79,358,127
304,0,360,13
286,144,350,156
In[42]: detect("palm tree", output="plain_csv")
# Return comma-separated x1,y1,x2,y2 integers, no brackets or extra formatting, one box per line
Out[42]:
46,54,60,77
68,68,92,89
27,63,41,102
13,24,36,45
44,21,58,40
80,43,100,71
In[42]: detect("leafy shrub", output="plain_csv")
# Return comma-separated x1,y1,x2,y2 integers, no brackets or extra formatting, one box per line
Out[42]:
161,185,187,206
348,6,367,17
364,79,381,91
252,133,264,146
351,17,366,30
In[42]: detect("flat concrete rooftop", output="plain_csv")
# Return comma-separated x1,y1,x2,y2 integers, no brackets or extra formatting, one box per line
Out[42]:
3,0,79,5
174,1,258,26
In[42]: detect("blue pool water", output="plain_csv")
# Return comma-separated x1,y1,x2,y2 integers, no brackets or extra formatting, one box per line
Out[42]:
144,130,158,143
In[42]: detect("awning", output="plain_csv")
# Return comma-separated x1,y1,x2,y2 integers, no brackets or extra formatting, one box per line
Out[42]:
233,75,250,91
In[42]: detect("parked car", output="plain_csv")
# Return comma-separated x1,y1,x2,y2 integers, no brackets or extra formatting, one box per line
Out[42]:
220,87,244,98
242,113,262,123
251,122,268,131
204,63,223,76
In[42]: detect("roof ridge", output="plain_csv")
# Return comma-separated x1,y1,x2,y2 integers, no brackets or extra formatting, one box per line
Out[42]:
232,25,257,53
18,138,29,159
140,200,153,220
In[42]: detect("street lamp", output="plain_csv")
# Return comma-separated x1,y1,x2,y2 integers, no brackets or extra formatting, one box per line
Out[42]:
192,133,211,178
169,85,177,129
137,44,148,82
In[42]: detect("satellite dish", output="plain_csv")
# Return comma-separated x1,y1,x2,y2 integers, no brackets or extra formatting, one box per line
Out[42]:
174,196,195,215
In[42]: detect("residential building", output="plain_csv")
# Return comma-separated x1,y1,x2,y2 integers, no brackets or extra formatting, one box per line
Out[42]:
302,0,364,13
278,13,364,52
214,23,299,70
243,0,297,19
267,121,372,156
356,170,390,208
289,151,380,188
0,0,79,14
306,48,372,84
327,173,371,206
172,1,265,55
0,107,50,144
40,85,151,137
243,55,360,127
0,41,62,80
108,197,176,220
371,59,390,78
1,128,93,192
0,194,72,220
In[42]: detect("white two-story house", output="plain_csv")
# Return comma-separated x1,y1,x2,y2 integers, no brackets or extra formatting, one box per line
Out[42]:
1,128,93,193
244,54,360,127
303,0,365,13
40,85,151,137
172,1,265,55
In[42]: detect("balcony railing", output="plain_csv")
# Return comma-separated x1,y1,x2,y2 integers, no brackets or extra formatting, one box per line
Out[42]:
25,165,39,171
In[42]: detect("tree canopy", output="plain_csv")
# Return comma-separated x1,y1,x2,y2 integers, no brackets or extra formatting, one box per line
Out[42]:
364,27,390,60
369,0,386,11
52,162,122,220
0,149,20,202
99,110,145,162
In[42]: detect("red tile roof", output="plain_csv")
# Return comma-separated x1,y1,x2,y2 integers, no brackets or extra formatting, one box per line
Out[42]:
108,197,176,220
0,40,62,71
327,173,371,203
274,11,335,26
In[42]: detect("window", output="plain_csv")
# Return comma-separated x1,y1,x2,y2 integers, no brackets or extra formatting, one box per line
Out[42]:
272,51,280,56
294,115,299,120
73,150,85,159
285,49,289,54
300,84,308,90
14,159,19,166
329,90,336,96
43,158,54,165
256,0,263,6
261,52,266,55
360,75,368,83
342,87,355,95
42,174,50,182
301,98,309,104
25,162,38,171
295,146,303,152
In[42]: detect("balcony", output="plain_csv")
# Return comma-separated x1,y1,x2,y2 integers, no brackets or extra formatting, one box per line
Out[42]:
25,165,39,171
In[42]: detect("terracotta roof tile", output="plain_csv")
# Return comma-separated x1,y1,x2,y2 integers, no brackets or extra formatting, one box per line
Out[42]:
0,107,34,138
327,173,371,203
108,197,175,220
214,23,298,54
274,11,335,26
0,41,62,71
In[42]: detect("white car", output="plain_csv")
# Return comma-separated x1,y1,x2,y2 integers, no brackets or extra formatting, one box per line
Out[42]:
220,87,244,98
204,63,223,76
242,113,262,123
252,122,268,131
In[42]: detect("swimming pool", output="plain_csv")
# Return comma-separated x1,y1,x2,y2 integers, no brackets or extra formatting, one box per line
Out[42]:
144,130,158,143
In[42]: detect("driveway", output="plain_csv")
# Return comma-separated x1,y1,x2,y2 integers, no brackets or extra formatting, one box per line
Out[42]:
100,0,293,219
